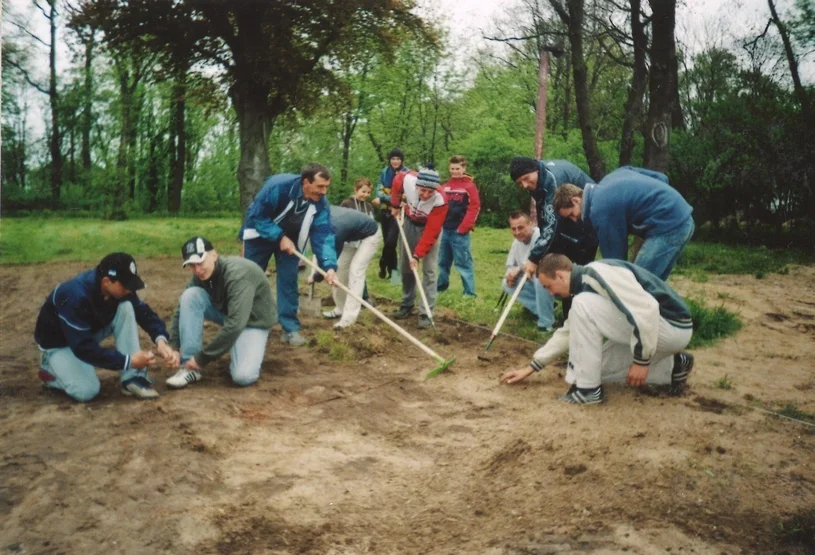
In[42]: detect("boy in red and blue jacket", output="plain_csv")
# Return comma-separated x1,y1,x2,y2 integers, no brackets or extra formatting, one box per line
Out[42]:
437,155,480,296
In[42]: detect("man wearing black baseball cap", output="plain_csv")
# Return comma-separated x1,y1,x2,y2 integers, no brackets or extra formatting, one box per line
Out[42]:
165,236,277,389
34,252,180,401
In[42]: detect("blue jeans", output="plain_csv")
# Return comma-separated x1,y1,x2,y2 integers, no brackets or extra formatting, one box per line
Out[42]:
502,276,554,329
437,230,476,296
178,287,270,386
634,217,695,281
244,238,301,333
38,302,148,402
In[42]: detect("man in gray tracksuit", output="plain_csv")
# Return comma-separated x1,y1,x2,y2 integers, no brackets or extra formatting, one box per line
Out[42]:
501,253,695,404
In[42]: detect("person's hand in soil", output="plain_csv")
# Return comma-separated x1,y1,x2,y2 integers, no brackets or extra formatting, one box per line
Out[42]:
500,365,534,384
130,350,156,369
155,339,180,370
279,236,296,255
626,362,649,387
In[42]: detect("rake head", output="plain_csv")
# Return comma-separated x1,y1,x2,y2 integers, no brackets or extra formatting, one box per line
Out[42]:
424,357,456,380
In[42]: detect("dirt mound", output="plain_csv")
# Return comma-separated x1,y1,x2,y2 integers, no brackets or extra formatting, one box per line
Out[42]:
1,260,814,553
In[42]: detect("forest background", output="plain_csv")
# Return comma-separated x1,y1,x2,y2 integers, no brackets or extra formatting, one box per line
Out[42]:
2,0,813,249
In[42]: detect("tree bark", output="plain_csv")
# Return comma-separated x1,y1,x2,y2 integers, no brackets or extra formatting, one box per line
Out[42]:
619,0,649,166
643,0,677,175
231,80,273,214
565,0,606,179
168,74,186,213
81,29,94,178
47,0,62,201
767,0,811,125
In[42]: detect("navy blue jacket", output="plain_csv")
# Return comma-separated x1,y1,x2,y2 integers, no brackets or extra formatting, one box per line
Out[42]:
34,269,168,371
330,205,378,256
529,160,596,263
584,167,693,261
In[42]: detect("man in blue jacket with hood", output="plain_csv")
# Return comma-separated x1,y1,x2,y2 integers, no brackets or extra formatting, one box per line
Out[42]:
509,157,599,327
553,166,694,280
242,163,339,346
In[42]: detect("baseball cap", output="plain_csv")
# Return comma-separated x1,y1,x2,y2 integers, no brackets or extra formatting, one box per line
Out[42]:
181,236,214,267
98,253,145,292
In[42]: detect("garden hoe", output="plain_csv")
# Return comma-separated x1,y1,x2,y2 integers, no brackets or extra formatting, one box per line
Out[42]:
396,205,437,332
478,272,529,362
292,250,455,379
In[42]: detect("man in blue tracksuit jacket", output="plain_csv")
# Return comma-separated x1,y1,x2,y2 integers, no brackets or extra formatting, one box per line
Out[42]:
509,157,600,325
242,163,339,346
34,252,180,401
553,166,695,280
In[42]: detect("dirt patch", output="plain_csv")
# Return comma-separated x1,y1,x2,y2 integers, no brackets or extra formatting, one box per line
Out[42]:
1,260,815,553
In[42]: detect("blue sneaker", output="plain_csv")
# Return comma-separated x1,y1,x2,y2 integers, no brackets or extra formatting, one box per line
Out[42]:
121,377,159,400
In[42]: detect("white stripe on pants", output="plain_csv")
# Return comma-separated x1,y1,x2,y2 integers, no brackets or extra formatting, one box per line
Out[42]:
566,293,692,388
332,229,383,326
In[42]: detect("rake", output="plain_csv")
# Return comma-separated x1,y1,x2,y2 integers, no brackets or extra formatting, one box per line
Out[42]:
291,250,455,379
395,205,436,331
478,273,529,361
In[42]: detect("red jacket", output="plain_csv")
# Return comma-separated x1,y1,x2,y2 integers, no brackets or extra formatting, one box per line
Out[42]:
391,171,449,259
440,175,481,234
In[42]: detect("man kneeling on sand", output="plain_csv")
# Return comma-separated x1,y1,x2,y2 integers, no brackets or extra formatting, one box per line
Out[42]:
166,237,277,389
500,254,695,404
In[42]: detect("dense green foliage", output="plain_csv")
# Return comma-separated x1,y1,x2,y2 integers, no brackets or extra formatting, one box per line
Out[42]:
2,0,813,249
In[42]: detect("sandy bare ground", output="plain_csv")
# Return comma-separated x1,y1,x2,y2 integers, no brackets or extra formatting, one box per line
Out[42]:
1,259,814,554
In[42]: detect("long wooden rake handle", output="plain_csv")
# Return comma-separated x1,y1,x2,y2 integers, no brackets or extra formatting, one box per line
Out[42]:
396,205,435,326
291,249,445,364
490,272,529,340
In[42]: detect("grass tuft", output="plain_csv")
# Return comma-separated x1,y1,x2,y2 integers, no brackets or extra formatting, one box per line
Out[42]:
712,375,733,390
687,298,743,349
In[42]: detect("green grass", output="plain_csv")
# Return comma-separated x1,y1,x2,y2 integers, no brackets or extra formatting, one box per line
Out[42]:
0,217,243,264
712,374,734,390
675,242,812,276
776,403,815,425
686,298,743,349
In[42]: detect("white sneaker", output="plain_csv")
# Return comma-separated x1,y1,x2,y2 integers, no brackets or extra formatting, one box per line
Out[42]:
281,331,307,346
166,369,202,389
333,321,352,330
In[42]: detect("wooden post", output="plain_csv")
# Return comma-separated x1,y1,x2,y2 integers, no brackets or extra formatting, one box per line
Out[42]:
531,49,551,225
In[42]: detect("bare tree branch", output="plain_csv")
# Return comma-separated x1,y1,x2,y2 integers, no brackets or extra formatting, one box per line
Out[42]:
4,58,49,95
7,20,51,48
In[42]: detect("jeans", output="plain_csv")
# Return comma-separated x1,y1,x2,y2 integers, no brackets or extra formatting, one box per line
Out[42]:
566,293,692,388
244,237,301,333
178,287,270,386
38,302,148,402
331,230,383,326
634,217,695,281
502,275,555,329
437,230,476,296
399,219,440,316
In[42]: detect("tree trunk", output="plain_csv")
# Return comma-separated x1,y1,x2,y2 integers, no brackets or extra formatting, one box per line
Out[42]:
565,0,606,180
619,0,648,166
168,75,186,213
231,81,273,214
644,0,677,175
341,109,352,187
767,0,811,125
82,30,94,178
48,0,62,201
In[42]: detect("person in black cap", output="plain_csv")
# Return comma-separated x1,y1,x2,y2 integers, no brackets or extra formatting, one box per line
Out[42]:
509,157,599,326
34,253,180,401
165,237,277,389
373,147,408,279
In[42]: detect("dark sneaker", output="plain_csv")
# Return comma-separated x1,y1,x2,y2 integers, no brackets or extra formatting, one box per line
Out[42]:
559,384,605,405
393,307,412,320
378,266,387,279
418,315,432,329
669,352,695,396
121,377,160,400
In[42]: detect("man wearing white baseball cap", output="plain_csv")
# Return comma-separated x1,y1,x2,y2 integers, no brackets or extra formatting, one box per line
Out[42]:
166,237,277,389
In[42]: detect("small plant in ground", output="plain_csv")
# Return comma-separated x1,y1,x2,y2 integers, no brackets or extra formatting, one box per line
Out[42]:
713,375,733,390
687,298,743,349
